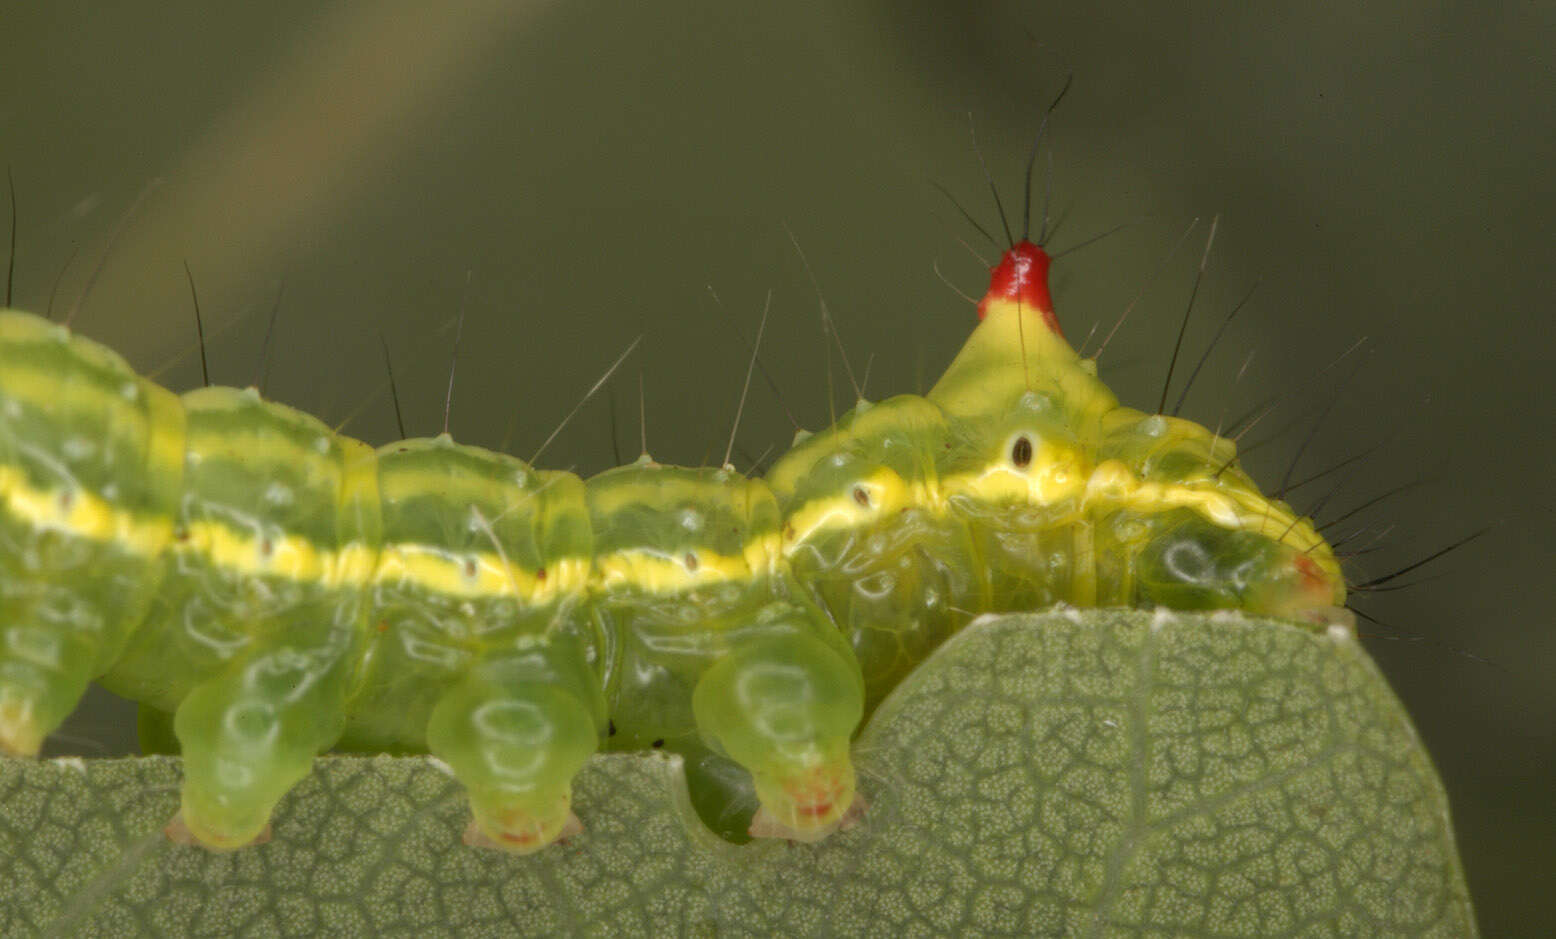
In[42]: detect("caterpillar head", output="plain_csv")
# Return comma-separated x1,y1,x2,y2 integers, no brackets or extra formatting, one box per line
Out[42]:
930,239,1348,625
1095,413,1349,623
1133,508,1348,623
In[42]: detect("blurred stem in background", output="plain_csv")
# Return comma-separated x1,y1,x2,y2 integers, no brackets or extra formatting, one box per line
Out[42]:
76,0,553,331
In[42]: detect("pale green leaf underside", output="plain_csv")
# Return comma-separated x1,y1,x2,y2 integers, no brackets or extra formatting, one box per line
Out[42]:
0,610,1474,937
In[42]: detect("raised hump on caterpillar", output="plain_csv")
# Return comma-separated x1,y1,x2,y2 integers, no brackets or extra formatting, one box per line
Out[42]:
978,239,1058,333
0,117,1353,860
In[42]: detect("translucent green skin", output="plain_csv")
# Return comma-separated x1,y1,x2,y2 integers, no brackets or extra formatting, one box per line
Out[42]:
764,297,1343,707
0,301,1343,852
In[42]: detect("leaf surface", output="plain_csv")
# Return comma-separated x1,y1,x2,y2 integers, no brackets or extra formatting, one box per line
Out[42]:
0,610,1476,937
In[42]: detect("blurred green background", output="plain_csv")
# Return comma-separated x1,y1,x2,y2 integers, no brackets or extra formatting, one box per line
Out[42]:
6,1,1551,933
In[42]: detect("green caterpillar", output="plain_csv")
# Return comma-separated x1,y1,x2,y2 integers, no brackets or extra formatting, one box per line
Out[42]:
0,235,1345,855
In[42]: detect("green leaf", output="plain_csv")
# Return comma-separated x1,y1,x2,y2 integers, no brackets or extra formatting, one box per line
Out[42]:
0,610,1475,937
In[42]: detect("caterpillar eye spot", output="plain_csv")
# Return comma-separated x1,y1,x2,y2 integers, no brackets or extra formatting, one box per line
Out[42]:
651,738,665,749
1011,436,1034,469
683,552,699,572
259,537,275,559
462,558,478,579
853,486,871,508
57,490,75,512
535,567,547,581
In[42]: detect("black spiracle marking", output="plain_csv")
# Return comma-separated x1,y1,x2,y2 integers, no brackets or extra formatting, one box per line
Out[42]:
1012,436,1034,468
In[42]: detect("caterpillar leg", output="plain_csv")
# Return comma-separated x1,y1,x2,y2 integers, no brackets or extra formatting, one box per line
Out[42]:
168,643,354,850
0,586,106,756
427,666,600,855
692,633,864,842
0,523,176,756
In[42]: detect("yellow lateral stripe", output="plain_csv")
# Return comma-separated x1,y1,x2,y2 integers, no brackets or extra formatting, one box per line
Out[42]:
0,465,172,554
0,464,592,600
592,536,781,593
182,520,332,581
185,525,594,600
373,544,587,602
780,456,1340,581
781,467,943,548
1080,460,1339,577
2,438,1337,602
940,439,1090,507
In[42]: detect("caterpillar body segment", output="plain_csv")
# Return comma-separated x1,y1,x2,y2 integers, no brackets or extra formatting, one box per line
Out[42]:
764,394,985,709
350,437,604,852
0,312,185,757
587,459,863,839
0,235,1346,855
